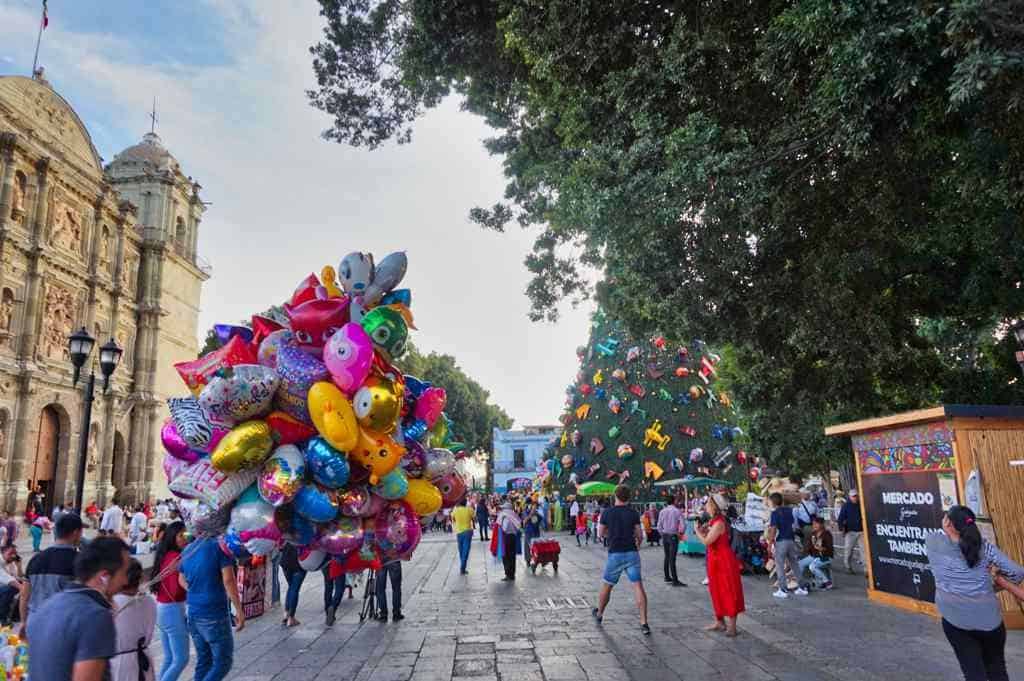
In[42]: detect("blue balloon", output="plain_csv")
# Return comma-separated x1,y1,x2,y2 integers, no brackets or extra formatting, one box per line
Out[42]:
288,513,317,546
304,437,351,489
380,289,412,306
403,375,430,399
372,468,409,500
214,324,254,346
219,530,247,558
402,419,428,442
293,484,338,523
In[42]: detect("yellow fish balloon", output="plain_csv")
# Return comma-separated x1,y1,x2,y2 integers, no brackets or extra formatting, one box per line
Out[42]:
211,420,274,472
403,477,442,517
308,381,359,452
320,265,345,299
353,375,404,433
350,427,405,485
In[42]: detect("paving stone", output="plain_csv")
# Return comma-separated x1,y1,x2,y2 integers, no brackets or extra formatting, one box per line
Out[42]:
452,658,497,676
456,642,496,656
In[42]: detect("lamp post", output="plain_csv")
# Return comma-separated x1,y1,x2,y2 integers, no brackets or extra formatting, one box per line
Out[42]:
67,328,122,513
1011,321,1024,378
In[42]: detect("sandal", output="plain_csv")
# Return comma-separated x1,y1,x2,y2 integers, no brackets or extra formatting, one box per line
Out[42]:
591,608,602,624
641,623,651,636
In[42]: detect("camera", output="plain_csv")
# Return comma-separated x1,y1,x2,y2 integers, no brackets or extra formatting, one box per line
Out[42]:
698,512,711,526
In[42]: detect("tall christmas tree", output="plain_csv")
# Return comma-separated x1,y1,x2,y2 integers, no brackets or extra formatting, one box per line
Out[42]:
548,309,746,501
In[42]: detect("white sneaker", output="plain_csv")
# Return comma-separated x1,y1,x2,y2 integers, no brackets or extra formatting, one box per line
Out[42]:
772,589,789,599
701,577,709,586
794,587,808,596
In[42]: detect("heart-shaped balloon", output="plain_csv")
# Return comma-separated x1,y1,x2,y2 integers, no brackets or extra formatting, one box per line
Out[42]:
371,467,409,501
413,387,446,428
265,411,317,446
318,516,364,556
293,484,338,523
304,437,351,489
161,420,202,463
210,421,274,472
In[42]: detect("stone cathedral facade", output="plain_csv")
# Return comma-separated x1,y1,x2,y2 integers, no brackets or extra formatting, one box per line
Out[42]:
0,74,208,513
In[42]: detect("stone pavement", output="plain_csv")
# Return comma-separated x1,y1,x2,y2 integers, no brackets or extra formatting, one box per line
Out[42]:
140,531,1022,681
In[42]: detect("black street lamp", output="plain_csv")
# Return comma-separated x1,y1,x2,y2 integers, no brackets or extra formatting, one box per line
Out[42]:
1011,321,1024,378
67,327,122,512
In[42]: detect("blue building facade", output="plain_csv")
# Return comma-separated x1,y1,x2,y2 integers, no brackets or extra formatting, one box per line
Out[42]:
491,425,562,492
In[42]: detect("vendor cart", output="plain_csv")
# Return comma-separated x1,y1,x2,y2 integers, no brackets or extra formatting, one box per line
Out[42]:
530,539,560,574
654,477,737,555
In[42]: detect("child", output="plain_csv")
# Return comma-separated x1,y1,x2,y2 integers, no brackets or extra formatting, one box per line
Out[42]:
575,509,589,547
29,515,51,552
592,509,603,546
111,559,157,681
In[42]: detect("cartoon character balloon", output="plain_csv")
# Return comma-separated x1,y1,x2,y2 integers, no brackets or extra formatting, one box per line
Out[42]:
323,323,374,395
375,500,421,558
402,478,442,516
359,307,409,361
304,437,351,489
353,374,404,433
284,298,349,358
362,251,407,305
307,381,360,452
349,428,405,485
338,252,375,296
319,516,364,556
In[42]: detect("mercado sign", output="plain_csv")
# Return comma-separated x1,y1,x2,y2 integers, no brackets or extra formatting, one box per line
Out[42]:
853,422,957,603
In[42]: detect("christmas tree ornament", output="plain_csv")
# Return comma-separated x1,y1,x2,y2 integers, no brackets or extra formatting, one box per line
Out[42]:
605,468,620,480
571,430,582,446
644,461,665,480
736,450,748,464
657,388,673,401
688,385,704,399
629,400,647,420
674,366,690,378
749,466,760,481
646,363,665,380
698,353,721,384
675,392,690,405
608,425,621,439
626,346,641,362
593,369,604,385
608,396,622,414
713,447,733,467
642,420,672,451
628,384,646,398
559,431,569,448
689,447,704,463
594,387,606,400
617,444,634,459
651,336,666,350
580,383,593,396
611,368,627,381
719,392,733,408
678,425,696,438
585,463,601,479
589,437,606,455
669,457,685,472
677,346,689,360
561,454,575,469
575,403,592,420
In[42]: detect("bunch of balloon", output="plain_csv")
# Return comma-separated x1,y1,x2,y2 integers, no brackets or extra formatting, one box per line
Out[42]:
163,251,470,576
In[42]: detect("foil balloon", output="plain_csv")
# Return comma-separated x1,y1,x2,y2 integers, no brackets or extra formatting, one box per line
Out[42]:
403,375,429,400
286,512,318,546
299,547,329,572
359,307,408,361
229,486,278,556
290,273,321,307
293,483,339,523
304,437,351,489
349,296,368,324
435,471,467,508
428,414,450,448
423,448,456,480
274,342,330,424
363,251,407,305
403,478,442,516
371,467,409,500
174,335,256,396
198,364,279,425
337,485,371,517
308,381,360,452
323,323,374,394
179,499,232,538
402,419,428,443
250,315,284,348
265,410,317,446
362,493,388,518
350,428,405,485
412,387,446,428
400,440,427,478
170,460,258,511
375,500,421,558
319,516,364,555
284,298,349,358
167,397,215,450
257,329,293,368
214,324,254,346
380,288,411,306
353,374,404,432
161,420,201,463
319,265,345,299
258,444,305,506
210,420,274,472
163,453,191,486
338,251,375,296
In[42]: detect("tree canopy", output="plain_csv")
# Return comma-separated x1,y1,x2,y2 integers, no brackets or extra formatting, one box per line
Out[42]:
308,0,1024,473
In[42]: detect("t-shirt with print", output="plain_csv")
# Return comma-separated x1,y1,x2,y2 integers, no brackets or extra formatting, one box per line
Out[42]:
26,583,116,681
599,506,641,554
770,507,795,541
181,537,234,620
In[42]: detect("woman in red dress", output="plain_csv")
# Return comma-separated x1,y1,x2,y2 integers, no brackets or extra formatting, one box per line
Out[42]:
695,493,745,636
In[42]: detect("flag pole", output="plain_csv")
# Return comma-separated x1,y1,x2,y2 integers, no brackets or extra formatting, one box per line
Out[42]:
31,1,47,77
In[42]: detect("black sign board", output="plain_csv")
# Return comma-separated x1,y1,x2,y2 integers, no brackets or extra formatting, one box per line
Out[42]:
860,470,953,602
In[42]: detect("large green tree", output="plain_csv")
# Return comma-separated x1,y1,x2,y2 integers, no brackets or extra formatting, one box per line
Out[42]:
307,0,1024,472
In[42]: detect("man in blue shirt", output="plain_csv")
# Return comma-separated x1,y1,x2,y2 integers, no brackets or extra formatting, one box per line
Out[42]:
768,492,806,598
26,535,130,681
20,512,83,634
180,537,245,681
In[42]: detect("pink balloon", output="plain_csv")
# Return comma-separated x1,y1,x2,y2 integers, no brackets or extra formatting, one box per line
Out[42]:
161,420,201,463
413,387,446,428
163,453,191,486
323,323,374,394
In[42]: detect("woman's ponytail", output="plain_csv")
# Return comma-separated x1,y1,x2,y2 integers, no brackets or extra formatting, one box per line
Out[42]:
947,505,982,568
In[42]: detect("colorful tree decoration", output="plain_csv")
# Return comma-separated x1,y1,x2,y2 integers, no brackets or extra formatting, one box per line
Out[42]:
551,309,743,500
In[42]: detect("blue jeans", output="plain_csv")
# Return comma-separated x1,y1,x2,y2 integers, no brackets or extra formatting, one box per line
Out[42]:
798,556,831,584
187,615,233,681
29,525,41,551
285,571,306,616
376,562,402,614
602,551,642,585
270,551,281,604
157,602,189,681
457,530,473,572
322,569,347,610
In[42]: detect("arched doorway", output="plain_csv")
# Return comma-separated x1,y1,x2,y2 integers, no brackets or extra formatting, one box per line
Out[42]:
31,406,62,513
111,431,126,492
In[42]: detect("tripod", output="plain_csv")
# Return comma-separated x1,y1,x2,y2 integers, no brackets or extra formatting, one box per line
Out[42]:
359,569,378,622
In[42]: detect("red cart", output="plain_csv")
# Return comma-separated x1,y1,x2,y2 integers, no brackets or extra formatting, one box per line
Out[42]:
529,539,561,574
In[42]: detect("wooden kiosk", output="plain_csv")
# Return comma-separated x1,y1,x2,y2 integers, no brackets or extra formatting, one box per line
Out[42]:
826,404,1024,628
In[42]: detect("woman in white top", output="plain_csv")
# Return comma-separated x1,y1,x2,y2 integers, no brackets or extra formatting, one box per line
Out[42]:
111,558,157,681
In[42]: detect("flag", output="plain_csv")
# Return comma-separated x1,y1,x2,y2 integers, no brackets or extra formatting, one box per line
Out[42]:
41,1,48,29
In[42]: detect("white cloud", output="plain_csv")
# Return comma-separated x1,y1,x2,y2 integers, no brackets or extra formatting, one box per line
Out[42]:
0,1,594,427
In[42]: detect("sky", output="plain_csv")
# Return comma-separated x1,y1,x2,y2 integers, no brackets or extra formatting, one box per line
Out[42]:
0,0,594,428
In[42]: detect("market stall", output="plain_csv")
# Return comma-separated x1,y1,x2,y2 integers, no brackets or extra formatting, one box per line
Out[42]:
653,477,735,556
826,404,1024,628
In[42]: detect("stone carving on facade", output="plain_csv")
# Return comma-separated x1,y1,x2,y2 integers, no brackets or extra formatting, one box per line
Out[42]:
41,283,76,360
0,288,12,349
121,255,136,289
50,203,82,253
86,427,99,473
0,414,7,473
10,171,26,222
99,226,111,269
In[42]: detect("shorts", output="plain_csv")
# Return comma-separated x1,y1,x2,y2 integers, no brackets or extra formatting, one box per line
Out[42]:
602,551,642,586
